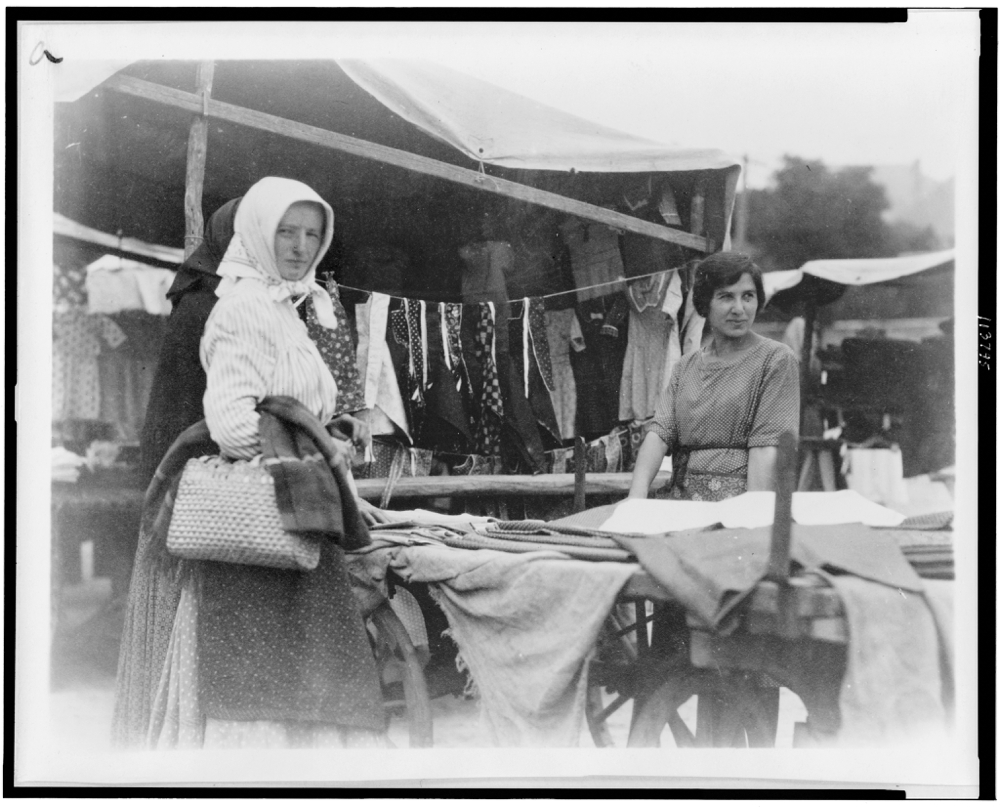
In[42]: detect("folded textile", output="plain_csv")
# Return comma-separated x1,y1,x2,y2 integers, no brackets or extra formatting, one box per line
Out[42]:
893,511,954,531
353,542,637,746
441,530,634,563
609,522,923,633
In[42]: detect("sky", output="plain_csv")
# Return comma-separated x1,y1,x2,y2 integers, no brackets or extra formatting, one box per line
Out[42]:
34,13,981,189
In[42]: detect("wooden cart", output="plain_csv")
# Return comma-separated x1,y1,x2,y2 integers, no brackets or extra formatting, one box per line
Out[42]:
586,432,850,748
586,570,848,747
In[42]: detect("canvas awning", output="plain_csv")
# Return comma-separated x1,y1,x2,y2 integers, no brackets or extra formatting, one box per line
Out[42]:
55,59,741,259
58,58,740,176
764,248,956,305
337,60,739,174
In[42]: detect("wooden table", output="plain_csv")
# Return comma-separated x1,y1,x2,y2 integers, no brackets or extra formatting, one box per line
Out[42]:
50,483,145,632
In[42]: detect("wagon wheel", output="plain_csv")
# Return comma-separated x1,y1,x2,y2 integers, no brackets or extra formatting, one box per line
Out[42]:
629,670,778,748
369,600,433,748
585,603,698,748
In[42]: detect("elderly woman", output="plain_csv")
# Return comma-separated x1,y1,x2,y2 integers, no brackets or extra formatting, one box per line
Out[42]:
629,251,800,502
113,177,387,749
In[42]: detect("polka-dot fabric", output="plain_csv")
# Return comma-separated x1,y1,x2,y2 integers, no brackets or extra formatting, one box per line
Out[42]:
145,570,390,750
648,333,799,502
196,538,387,732
473,303,504,458
148,576,205,749
52,310,127,421
304,289,366,416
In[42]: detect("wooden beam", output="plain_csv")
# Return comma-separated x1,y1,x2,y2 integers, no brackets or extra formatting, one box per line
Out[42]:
353,471,671,501
183,61,215,260
53,213,184,265
103,74,713,253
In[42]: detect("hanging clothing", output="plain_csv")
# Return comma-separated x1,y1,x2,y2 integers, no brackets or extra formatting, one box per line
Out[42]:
420,303,476,455
97,315,165,443
619,270,684,422
459,241,549,473
544,309,584,440
472,302,504,458
505,216,570,300
570,294,630,437
648,332,800,502
619,232,690,281
403,298,428,405
559,218,626,303
53,263,88,310
459,240,513,304
524,298,555,394
389,304,427,441
440,302,470,393
52,309,127,422
508,301,561,446
355,293,410,440
305,280,366,415
86,257,175,317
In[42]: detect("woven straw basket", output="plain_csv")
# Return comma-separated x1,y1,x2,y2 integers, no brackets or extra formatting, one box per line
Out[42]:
167,456,321,571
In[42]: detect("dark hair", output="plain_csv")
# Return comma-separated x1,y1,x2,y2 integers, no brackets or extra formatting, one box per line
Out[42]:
692,252,765,318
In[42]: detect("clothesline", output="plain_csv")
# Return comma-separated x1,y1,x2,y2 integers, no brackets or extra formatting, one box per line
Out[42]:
332,265,684,306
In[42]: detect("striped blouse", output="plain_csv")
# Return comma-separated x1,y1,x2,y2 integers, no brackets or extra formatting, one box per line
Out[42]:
200,279,338,460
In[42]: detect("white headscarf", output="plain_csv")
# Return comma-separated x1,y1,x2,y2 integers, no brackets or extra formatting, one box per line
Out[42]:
215,176,338,328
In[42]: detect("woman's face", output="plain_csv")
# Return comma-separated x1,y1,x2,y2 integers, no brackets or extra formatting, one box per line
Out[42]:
274,202,325,281
707,272,759,342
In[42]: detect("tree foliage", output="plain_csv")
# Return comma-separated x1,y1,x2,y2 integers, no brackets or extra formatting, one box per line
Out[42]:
746,155,940,271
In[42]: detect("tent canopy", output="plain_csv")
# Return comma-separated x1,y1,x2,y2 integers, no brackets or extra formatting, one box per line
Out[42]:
55,58,741,270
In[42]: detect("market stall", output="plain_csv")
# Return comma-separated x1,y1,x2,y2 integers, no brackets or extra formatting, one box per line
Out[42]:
53,58,741,520
51,61,957,752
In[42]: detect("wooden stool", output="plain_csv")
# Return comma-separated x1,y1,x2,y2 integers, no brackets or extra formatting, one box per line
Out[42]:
797,438,840,492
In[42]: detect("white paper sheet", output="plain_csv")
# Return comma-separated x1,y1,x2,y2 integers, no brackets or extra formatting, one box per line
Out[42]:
598,499,722,534
599,490,906,534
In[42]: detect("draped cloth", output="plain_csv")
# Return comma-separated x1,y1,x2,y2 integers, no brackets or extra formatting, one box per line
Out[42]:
139,198,239,482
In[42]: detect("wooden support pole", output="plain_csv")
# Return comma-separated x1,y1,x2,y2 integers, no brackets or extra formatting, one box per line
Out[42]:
765,431,798,586
690,176,707,238
183,61,215,260
105,73,713,254
800,298,817,435
573,435,587,514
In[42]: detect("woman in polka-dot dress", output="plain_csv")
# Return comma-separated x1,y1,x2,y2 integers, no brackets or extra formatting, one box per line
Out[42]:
629,251,800,503
627,250,800,745
114,177,389,750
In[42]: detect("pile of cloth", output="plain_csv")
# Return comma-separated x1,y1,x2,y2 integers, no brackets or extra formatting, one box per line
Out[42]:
350,500,955,748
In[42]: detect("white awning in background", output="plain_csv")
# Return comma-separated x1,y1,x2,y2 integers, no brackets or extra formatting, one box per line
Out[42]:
799,249,955,286
763,248,956,302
